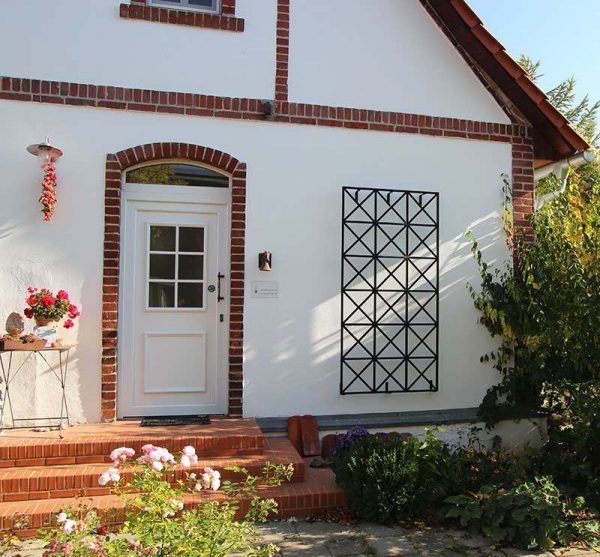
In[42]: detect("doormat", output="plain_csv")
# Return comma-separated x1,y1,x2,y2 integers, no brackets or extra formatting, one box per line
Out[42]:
140,415,211,427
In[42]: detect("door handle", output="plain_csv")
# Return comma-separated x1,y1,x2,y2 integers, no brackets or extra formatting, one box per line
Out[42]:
217,273,225,302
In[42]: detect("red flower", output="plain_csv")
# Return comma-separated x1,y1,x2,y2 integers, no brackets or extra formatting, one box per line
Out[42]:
68,304,80,319
27,286,37,294
26,295,37,306
57,290,69,300
40,295,56,308
63,319,74,329
24,308,34,319
96,526,108,536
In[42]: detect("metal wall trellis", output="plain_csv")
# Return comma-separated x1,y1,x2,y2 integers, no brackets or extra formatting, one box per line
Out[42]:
340,187,439,394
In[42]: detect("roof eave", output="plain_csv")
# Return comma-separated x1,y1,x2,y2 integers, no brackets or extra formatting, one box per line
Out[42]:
423,0,590,163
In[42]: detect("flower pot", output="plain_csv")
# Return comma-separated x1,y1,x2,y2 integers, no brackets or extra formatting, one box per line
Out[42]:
34,315,59,327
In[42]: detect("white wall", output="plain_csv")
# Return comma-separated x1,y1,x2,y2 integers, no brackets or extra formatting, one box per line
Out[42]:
0,101,511,423
0,0,277,100
1,0,508,123
288,0,510,123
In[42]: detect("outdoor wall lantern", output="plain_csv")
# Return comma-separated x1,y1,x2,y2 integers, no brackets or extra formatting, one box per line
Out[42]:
27,137,63,167
258,251,272,271
27,137,63,222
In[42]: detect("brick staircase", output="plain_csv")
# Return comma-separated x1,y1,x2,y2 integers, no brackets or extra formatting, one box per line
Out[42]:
0,418,346,537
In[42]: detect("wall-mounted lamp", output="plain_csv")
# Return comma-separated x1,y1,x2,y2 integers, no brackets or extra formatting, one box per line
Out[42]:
258,251,272,271
27,136,63,167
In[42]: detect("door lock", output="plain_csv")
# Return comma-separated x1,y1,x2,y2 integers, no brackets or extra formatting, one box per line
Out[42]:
207,285,216,293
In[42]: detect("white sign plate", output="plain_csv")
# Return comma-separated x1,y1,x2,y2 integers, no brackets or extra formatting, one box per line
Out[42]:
251,281,279,298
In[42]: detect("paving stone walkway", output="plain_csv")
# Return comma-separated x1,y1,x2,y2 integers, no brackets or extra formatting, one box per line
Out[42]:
5,519,600,556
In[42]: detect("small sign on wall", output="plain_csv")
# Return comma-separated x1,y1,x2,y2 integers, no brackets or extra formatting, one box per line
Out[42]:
251,281,279,298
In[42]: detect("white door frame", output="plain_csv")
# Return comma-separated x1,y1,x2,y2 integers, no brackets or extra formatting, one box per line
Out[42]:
117,176,231,418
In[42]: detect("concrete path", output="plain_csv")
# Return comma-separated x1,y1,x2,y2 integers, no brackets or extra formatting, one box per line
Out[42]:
5,519,600,556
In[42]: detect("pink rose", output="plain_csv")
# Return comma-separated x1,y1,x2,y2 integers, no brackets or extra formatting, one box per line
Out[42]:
57,290,69,300
63,319,74,329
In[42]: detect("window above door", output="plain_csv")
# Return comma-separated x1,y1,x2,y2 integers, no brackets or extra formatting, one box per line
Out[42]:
126,163,229,188
148,0,219,14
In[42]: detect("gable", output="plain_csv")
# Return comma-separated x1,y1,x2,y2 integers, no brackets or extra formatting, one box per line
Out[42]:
288,0,510,124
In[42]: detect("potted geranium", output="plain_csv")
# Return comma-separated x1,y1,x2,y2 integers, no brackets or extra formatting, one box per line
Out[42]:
23,287,80,329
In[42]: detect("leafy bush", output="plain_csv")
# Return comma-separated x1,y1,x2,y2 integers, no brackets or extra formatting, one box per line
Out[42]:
330,430,450,523
537,381,600,507
42,445,293,556
445,477,599,550
468,175,600,423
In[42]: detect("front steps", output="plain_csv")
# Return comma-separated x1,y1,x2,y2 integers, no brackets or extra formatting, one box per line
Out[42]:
0,419,346,536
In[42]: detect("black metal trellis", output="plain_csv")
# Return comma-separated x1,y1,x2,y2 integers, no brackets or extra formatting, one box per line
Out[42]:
340,187,439,394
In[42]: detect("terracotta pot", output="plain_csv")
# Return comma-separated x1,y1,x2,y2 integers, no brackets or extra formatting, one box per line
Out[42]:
287,416,303,454
34,315,59,327
321,434,339,460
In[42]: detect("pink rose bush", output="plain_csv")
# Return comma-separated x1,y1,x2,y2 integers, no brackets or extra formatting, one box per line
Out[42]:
42,444,294,557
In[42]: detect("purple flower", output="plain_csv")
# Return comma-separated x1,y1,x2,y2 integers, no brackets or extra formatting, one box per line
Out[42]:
332,426,369,457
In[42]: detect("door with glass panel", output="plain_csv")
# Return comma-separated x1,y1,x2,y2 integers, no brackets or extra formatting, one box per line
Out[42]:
118,169,229,417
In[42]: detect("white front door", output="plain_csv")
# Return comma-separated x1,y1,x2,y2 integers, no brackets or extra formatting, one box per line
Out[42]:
118,184,229,417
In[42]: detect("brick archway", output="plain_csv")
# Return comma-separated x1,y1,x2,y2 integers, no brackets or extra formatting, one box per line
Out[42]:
102,143,246,421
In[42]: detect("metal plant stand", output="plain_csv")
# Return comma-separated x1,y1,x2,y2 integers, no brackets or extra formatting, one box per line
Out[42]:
0,346,73,435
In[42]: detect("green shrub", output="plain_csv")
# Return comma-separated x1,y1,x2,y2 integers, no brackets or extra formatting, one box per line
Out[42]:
536,381,600,507
42,445,294,556
445,476,599,550
330,430,450,523
467,176,600,423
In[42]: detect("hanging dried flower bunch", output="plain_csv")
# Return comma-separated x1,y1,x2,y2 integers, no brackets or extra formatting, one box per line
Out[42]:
39,161,57,221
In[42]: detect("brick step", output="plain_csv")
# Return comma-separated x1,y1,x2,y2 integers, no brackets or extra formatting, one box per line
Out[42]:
0,464,346,537
0,439,304,503
0,418,264,466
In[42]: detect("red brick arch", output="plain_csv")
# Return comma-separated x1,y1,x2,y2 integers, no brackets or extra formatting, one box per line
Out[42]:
102,143,246,421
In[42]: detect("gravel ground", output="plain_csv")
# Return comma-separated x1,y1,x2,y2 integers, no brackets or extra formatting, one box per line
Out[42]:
5,519,600,556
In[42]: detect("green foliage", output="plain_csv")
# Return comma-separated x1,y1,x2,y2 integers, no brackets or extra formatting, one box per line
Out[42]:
538,381,600,507
42,450,293,557
445,477,599,550
468,175,600,423
330,430,450,524
126,164,189,186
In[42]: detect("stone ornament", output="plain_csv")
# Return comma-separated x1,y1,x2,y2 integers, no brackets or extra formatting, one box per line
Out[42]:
5,312,25,339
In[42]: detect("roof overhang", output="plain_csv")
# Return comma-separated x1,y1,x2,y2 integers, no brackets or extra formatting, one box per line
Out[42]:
422,0,590,166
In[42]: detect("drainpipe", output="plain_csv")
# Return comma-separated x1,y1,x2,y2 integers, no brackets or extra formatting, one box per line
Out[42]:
534,151,596,210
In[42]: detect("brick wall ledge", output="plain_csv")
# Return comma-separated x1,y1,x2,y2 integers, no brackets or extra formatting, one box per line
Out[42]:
119,3,245,32
0,76,530,144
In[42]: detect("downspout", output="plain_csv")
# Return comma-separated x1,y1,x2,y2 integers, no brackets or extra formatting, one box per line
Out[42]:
534,151,596,210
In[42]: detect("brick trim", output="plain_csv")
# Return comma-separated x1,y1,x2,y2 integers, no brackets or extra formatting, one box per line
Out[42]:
102,143,246,421
512,138,535,242
0,77,528,143
119,3,244,32
275,0,290,101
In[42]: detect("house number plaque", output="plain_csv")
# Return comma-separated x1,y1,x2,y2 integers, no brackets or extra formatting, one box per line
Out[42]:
251,281,279,298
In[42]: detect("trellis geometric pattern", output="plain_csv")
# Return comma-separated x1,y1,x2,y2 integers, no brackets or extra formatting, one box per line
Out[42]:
341,187,439,394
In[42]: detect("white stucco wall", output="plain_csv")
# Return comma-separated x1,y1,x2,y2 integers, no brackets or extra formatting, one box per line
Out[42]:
0,101,510,424
0,0,509,123
288,0,510,123
0,0,277,100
